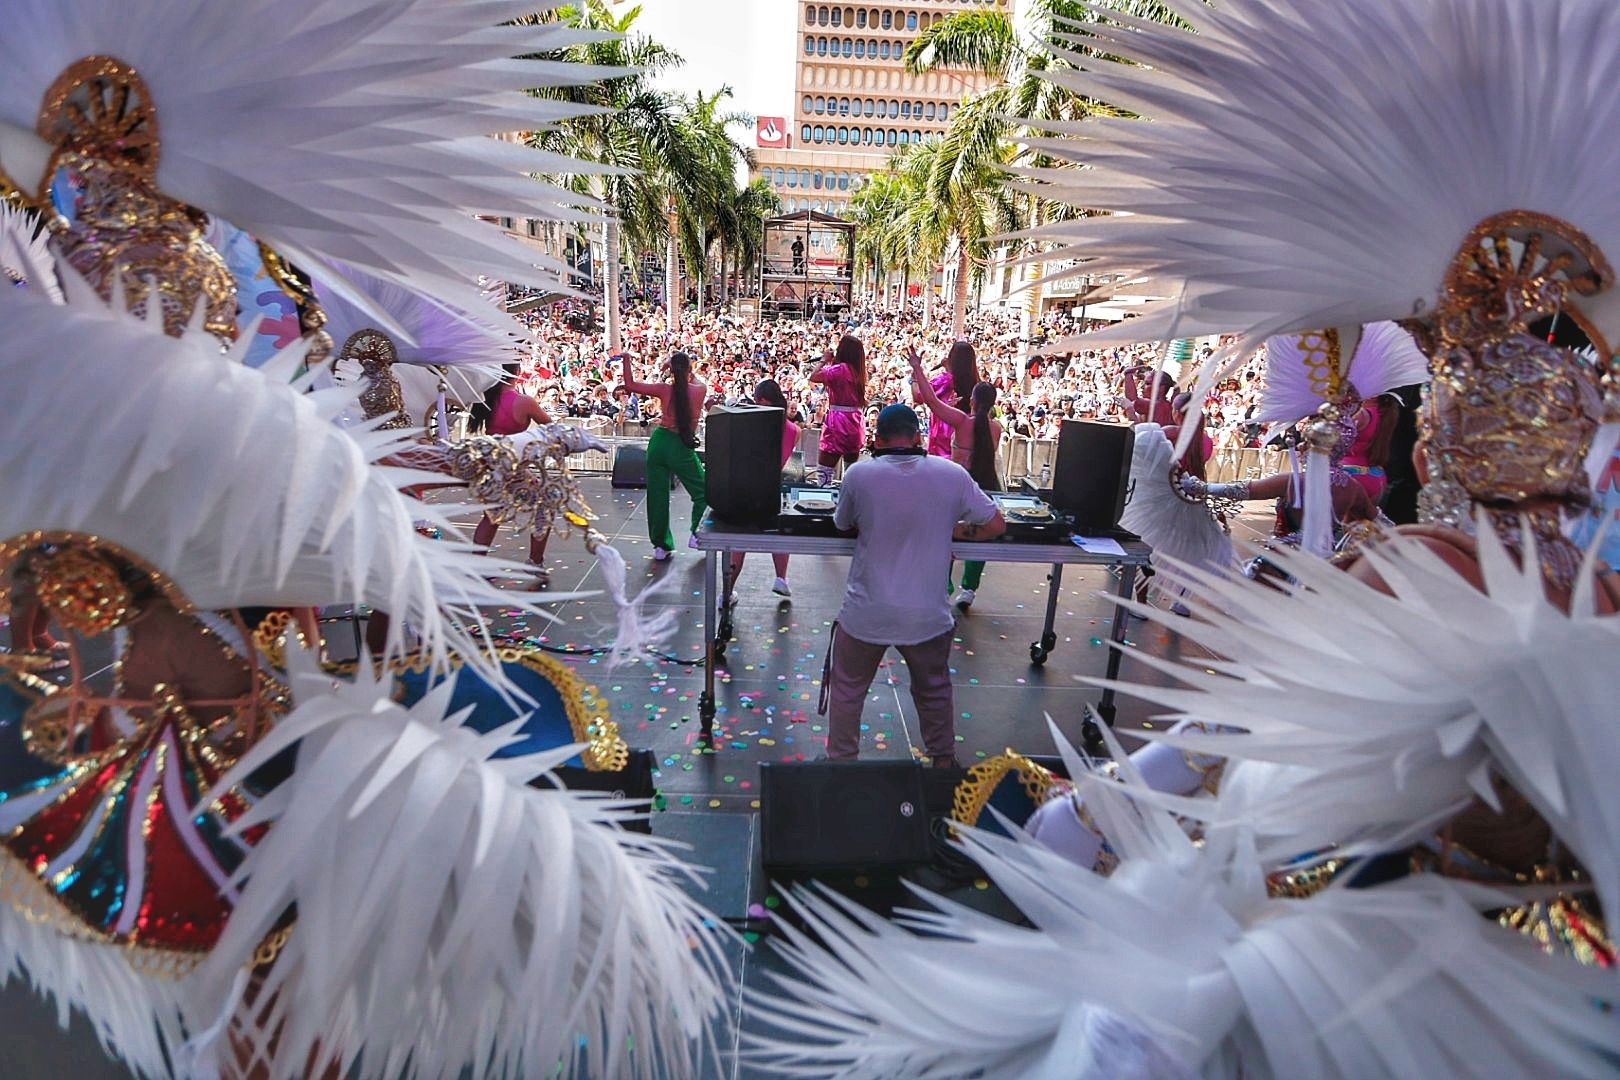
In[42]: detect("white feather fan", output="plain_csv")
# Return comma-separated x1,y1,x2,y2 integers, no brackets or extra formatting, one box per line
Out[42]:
0,276,555,670
1119,423,1234,580
0,0,616,322
746,769,1620,1079
198,648,733,1080
0,201,61,302
1025,0,1620,345
1082,526,1620,922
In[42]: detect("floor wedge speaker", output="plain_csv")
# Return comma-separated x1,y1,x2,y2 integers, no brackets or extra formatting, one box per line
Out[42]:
761,761,930,871
610,444,648,489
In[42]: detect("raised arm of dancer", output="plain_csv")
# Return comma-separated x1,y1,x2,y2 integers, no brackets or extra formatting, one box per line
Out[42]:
619,353,661,397
908,348,967,428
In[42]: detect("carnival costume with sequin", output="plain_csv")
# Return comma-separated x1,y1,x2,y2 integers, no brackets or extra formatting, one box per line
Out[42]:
0,6,727,1078
746,2,1620,1077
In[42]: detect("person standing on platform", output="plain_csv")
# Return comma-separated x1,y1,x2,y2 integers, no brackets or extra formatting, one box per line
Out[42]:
908,348,1002,613
821,404,1005,767
808,334,868,486
728,379,799,600
620,350,707,560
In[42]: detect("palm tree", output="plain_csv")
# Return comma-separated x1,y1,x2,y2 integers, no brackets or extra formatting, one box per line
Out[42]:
903,0,1193,337
848,171,907,307
521,0,692,350
720,179,780,309
889,131,1020,338
666,88,755,321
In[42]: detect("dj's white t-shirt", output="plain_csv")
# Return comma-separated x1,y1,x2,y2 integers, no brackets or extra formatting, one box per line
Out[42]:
833,454,998,645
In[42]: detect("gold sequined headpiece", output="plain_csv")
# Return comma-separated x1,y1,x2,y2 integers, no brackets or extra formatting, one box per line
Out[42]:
0,533,187,638
1409,212,1619,509
340,328,412,429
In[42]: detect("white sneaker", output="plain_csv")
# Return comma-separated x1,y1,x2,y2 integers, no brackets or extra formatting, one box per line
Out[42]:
652,546,671,561
954,588,976,612
772,577,792,597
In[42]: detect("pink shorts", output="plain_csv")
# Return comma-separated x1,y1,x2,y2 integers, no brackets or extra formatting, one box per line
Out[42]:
820,409,865,458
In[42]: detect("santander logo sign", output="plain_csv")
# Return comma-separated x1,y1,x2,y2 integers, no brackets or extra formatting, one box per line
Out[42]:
757,116,788,148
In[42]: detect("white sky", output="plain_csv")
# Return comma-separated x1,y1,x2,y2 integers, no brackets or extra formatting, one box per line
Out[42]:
630,0,800,136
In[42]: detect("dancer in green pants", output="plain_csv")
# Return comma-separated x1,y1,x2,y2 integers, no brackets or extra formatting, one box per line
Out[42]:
621,350,708,559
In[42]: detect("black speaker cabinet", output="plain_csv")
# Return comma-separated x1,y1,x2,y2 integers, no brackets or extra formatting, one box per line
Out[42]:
706,405,786,526
1051,420,1134,529
610,444,648,489
531,748,657,835
761,761,930,871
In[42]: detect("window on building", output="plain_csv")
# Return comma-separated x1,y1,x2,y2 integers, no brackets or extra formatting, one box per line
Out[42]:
880,9,891,28
786,170,798,188
775,168,786,185
900,101,911,119
813,125,823,142
812,171,823,190
818,5,829,24
800,124,811,143
806,4,814,24
838,172,850,191
875,100,887,118
816,36,827,55
855,7,866,26
804,36,814,55
840,97,850,115
867,38,877,57
840,127,851,144
842,38,853,57
914,101,923,117
865,99,876,117
813,200,824,213
830,5,841,24
938,102,949,121
906,12,917,29
877,40,889,59
924,102,936,121
886,128,897,146
800,169,810,187
853,39,864,58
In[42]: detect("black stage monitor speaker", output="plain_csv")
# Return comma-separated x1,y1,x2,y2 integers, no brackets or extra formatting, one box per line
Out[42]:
706,405,786,526
611,444,648,489
533,749,657,835
761,761,930,871
1051,419,1134,530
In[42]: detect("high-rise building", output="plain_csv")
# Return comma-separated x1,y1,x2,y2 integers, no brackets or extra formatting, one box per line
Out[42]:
752,1,1007,218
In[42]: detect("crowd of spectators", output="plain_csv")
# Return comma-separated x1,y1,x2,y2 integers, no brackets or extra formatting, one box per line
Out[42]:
505,296,1272,451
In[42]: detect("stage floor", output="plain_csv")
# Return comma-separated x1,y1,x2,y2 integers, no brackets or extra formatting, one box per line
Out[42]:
0,473,1273,1078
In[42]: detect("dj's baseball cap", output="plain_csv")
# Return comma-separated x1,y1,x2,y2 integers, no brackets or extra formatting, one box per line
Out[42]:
875,403,921,440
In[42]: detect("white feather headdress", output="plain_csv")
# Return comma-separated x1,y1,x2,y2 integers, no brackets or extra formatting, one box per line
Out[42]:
1025,0,1620,352
316,260,514,422
747,783,1620,1080
200,649,732,1079
0,0,614,322
1257,322,1429,426
1086,526,1620,923
0,276,550,669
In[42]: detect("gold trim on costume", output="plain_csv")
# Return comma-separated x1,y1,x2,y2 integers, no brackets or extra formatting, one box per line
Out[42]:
951,749,1058,828
328,648,627,772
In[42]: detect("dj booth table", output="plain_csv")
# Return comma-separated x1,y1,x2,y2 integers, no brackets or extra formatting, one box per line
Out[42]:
690,519,1153,747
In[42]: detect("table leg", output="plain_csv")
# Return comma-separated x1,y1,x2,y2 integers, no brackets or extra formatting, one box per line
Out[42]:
700,548,717,746
715,551,735,659
1096,562,1137,726
1028,563,1063,667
